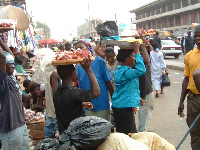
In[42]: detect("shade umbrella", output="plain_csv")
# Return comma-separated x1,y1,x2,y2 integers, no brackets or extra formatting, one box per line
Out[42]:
164,31,171,36
0,5,29,31
38,39,60,45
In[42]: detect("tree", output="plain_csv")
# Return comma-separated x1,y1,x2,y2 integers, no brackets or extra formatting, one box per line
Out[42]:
36,21,51,39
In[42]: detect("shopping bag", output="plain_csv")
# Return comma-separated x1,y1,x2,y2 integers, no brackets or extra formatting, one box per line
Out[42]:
162,73,170,86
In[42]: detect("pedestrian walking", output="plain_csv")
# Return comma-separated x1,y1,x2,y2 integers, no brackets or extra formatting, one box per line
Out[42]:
112,41,146,134
76,40,114,122
178,25,200,150
89,36,96,53
104,47,118,131
53,58,100,135
64,42,72,51
153,31,162,50
181,37,185,54
105,47,118,91
0,38,30,150
150,42,166,97
44,71,60,138
185,30,195,53
138,37,154,132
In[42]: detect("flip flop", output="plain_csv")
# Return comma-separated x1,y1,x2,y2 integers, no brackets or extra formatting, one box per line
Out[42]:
156,93,159,97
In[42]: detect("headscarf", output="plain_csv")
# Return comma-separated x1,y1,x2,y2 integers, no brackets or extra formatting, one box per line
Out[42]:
3,51,15,64
80,40,93,55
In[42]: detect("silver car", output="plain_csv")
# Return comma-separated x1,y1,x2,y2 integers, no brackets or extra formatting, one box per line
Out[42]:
161,40,182,59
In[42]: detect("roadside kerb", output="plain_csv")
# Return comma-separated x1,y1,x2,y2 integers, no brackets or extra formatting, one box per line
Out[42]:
166,64,184,71
165,60,185,71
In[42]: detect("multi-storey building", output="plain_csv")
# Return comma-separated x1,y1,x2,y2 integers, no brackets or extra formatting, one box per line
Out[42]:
0,0,25,6
130,0,200,36
77,18,103,39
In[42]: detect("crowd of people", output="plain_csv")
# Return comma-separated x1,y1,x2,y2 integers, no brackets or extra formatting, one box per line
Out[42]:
0,25,200,149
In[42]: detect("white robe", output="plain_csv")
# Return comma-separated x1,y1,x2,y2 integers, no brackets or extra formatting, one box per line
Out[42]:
150,51,166,90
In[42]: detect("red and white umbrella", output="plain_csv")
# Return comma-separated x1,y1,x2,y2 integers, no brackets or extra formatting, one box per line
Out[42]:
38,39,60,45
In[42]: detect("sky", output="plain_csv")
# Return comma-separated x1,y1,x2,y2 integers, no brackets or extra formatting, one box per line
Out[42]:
25,0,155,41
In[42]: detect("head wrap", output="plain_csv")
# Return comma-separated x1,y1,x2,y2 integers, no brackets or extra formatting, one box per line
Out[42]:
16,55,24,62
156,48,160,51
81,39,91,47
3,51,15,64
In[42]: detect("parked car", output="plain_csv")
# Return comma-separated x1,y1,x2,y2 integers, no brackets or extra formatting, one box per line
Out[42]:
161,40,182,59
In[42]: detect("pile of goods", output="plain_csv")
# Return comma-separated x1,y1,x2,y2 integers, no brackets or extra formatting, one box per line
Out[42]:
0,19,15,33
0,22,13,27
24,108,45,122
52,49,95,65
120,29,157,38
103,28,157,49
137,29,156,35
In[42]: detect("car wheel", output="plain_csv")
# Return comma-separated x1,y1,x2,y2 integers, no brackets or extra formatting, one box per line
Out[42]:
174,55,179,59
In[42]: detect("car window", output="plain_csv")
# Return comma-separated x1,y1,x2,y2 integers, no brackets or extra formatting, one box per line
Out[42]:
161,40,176,45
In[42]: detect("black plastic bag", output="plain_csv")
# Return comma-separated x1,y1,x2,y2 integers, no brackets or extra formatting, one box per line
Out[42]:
95,21,118,37
26,51,35,58
59,116,112,150
162,73,170,86
49,130,59,139
35,138,60,150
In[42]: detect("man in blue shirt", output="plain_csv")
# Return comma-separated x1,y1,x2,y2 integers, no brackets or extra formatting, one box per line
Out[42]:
76,40,114,122
0,39,30,150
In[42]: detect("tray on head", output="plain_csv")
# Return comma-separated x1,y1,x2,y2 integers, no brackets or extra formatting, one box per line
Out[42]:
0,27,13,33
120,32,155,38
52,57,95,65
104,39,143,49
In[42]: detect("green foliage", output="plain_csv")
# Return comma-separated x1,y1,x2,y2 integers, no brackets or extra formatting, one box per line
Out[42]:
170,34,176,38
36,21,51,39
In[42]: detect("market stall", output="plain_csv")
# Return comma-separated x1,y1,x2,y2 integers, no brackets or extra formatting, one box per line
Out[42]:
25,108,45,145
0,6,39,88
26,118,45,145
0,6,45,148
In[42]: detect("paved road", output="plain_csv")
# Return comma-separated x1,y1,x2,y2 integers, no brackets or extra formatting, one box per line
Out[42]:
164,53,185,63
135,68,192,150
164,54,185,71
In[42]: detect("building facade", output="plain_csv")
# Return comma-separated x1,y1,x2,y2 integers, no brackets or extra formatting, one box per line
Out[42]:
77,18,103,39
0,0,25,6
131,0,200,36
34,27,45,40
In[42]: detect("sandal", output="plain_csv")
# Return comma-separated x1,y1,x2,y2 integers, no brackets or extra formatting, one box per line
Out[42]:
156,93,159,97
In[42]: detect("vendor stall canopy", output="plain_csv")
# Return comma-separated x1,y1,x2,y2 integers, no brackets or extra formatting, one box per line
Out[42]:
38,39,60,45
0,5,29,31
